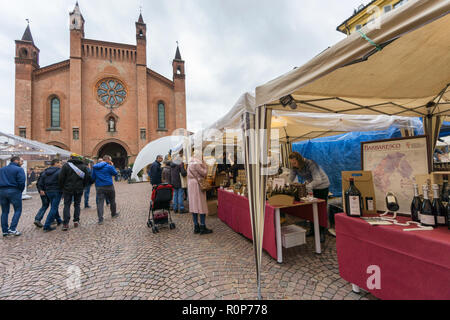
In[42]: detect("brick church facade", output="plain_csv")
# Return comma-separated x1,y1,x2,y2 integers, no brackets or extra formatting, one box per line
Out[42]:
14,3,187,168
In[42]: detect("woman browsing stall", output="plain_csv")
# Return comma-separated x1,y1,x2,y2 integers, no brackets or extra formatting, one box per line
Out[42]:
288,152,330,242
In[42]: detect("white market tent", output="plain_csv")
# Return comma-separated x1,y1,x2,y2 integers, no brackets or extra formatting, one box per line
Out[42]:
245,0,449,299
131,135,187,180
0,131,72,160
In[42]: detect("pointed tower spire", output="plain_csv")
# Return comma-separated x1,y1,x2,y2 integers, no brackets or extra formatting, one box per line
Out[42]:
21,24,34,44
70,1,85,36
174,42,182,61
138,13,144,24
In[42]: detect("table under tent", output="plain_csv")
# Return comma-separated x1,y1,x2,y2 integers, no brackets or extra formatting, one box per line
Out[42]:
246,0,449,299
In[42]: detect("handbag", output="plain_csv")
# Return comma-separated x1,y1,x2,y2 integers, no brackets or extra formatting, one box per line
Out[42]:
197,177,210,192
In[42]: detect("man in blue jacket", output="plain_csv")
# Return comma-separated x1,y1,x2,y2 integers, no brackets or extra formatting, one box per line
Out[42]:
0,156,26,237
38,159,63,232
92,155,119,225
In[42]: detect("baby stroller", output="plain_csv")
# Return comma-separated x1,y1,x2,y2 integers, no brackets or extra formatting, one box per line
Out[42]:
147,183,176,233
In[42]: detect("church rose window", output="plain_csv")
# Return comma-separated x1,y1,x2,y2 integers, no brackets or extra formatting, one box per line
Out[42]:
96,78,127,107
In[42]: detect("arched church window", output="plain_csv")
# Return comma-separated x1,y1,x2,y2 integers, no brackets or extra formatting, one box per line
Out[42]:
96,78,127,108
19,48,28,58
50,97,60,128
158,102,166,129
177,67,182,75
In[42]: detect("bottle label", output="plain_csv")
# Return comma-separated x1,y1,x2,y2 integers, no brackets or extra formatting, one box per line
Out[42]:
437,216,446,225
420,215,436,226
367,200,374,211
349,196,361,216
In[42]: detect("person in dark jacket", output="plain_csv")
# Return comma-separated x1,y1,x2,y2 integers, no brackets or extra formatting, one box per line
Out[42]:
34,171,50,228
169,155,188,214
38,159,63,232
83,162,94,209
0,156,26,237
58,154,91,231
92,155,119,225
148,155,163,186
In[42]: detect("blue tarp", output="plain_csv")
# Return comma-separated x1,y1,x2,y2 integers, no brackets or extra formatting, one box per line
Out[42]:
440,122,450,138
292,119,424,197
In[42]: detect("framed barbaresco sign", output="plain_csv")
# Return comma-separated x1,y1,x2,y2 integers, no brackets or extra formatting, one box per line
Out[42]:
361,135,430,215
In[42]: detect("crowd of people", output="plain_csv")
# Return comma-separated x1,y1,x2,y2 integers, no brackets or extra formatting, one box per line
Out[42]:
1,149,215,237
0,154,120,236
148,150,213,235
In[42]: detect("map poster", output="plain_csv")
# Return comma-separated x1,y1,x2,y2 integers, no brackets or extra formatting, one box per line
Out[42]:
361,136,429,215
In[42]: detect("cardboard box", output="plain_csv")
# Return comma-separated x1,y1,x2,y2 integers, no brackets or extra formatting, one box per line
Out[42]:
207,200,218,216
342,171,377,215
267,195,295,207
281,225,306,248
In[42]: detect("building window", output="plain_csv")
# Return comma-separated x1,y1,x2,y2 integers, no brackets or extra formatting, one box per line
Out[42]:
96,78,127,108
19,48,28,58
19,128,26,138
140,129,146,140
73,128,79,140
394,0,407,9
158,102,166,129
50,97,61,128
384,5,392,13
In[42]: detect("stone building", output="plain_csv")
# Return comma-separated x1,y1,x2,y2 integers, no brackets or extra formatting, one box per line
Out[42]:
14,3,187,168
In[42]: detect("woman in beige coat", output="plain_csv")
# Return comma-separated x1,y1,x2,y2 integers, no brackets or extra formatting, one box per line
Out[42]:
187,154,213,235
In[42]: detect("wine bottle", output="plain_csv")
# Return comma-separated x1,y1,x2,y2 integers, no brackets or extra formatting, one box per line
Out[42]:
410,184,422,223
447,201,450,230
433,184,447,226
386,192,399,212
441,176,449,202
345,178,363,217
420,185,436,227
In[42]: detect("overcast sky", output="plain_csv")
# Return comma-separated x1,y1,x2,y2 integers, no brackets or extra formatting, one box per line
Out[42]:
0,0,369,134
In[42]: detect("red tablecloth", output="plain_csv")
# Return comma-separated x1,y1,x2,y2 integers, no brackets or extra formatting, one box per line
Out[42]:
217,189,328,260
336,213,450,300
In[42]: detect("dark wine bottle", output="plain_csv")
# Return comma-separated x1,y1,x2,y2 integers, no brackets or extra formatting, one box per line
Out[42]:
410,184,422,223
433,184,447,227
441,176,449,202
345,178,363,217
386,192,399,212
447,201,450,230
420,185,436,227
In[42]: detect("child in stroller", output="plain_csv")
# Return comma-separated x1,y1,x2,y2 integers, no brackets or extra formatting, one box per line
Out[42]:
147,183,176,233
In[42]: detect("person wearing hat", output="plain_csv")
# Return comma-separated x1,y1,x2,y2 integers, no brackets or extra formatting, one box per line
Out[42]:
288,152,330,243
58,154,91,231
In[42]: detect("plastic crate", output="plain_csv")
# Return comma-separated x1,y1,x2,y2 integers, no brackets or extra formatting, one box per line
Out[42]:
281,225,307,248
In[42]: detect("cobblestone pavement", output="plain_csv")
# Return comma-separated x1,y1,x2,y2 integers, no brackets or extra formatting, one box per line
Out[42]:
0,182,376,300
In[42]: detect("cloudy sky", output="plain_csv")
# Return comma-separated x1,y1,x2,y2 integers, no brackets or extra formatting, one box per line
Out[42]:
0,0,369,134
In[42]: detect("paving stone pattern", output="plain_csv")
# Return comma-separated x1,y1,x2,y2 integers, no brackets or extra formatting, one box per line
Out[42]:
0,182,376,300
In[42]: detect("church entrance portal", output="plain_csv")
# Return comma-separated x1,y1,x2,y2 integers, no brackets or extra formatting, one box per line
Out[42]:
98,143,128,170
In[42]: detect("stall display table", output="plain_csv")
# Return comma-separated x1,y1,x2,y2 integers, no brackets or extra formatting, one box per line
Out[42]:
217,189,327,263
335,213,450,300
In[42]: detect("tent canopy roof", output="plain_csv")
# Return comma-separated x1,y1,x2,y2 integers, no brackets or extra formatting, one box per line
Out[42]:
255,0,450,118
0,131,72,158
206,93,422,144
